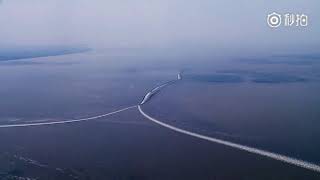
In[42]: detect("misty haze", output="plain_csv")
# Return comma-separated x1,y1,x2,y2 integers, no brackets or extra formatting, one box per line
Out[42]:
0,0,320,180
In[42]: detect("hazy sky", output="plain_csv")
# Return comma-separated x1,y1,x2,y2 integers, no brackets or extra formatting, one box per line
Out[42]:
0,0,319,54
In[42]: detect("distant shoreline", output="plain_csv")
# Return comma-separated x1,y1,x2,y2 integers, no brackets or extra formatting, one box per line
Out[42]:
0,47,91,61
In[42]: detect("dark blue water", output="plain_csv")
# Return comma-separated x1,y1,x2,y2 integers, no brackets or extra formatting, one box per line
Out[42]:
0,50,319,179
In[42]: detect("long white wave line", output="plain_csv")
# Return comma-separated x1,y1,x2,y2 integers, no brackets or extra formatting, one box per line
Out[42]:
138,105,320,173
0,105,136,128
141,80,179,105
